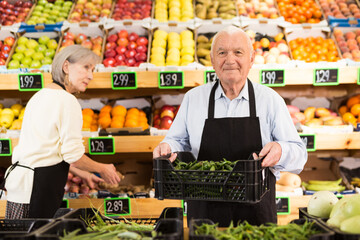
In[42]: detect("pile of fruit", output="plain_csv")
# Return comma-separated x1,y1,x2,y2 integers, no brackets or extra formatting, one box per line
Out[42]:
0,0,33,26
338,94,360,127
0,36,15,66
289,36,339,62
333,29,360,62
195,0,236,20
153,104,179,129
82,108,99,131
65,172,98,195
69,0,112,23
150,29,195,66
236,0,280,19
112,0,152,20
155,0,194,22
8,36,58,69
319,0,360,19
97,105,149,130
276,172,302,192
302,178,345,191
0,103,25,130
246,31,291,64
276,0,323,24
196,34,213,66
60,32,103,57
27,0,72,25
103,30,148,67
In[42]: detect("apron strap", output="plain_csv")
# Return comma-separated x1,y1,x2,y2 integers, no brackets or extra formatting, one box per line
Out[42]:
53,81,66,90
207,79,257,119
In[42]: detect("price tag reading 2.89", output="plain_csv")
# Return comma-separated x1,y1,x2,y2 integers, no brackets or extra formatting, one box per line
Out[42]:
104,197,131,216
112,72,137,90
313,68,339,86
88,137,115,155
158,71,184,89
18,73,44,91
260,70,285,86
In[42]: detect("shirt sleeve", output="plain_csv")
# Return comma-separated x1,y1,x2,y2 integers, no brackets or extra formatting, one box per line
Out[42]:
58,95,85,164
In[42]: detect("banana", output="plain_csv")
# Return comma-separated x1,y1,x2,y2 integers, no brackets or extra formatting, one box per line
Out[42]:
308,178,342,185
302,182,346,192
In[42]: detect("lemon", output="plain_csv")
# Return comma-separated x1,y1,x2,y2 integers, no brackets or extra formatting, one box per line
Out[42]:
181,47,194,56
180,30,193,39
154,30,168,41
166,61,180,66
151,53,165,62
169,16,181,21
181,54,194,62
168,48,180,56
169,0,180,8
168,40,181,49
152,39,167,48
168,32,180,41
181,39,195,48
180,60,192,66
151,47,166,56
151,60,165,66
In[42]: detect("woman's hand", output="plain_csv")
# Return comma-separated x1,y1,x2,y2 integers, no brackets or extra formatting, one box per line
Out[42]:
69,166,104,189
99,164,121,185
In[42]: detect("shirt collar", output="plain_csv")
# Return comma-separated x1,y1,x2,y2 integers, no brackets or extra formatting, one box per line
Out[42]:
214,80,249,101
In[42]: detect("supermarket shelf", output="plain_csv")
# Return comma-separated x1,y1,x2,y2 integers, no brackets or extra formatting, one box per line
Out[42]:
7,132,360,153
0,65,358,91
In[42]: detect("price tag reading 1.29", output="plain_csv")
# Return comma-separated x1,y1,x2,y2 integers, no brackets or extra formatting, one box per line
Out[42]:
88,137,115,155
0,139,12,156
158,71,184,89
260,70,285,86
299,134,316,152
111,72,137,90
104,197,131,216
18,73,43,91
313,68,339,86
204,70,219,84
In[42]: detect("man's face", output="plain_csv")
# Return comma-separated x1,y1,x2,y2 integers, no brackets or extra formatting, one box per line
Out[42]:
211,32,255,85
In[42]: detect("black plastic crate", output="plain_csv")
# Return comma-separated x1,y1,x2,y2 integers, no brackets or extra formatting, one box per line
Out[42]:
154,152,269,202
317,219,360,240
189,218,335,240
0,219,53,239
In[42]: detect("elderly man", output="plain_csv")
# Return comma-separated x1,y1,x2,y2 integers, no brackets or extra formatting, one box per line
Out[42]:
153,26,307,226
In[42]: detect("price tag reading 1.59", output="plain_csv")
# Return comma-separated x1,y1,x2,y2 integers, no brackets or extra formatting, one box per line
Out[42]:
0,139,12,156
204,70,219,84
88,137,115,155
260,70,285,86
111,72,137,90
18,73,43,91
104,197,131,216
158,71,184,89
299,134,316,152
313,68,339,86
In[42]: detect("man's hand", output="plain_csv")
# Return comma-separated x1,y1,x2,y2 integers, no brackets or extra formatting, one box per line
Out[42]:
153,142,177,162
252,142,282,167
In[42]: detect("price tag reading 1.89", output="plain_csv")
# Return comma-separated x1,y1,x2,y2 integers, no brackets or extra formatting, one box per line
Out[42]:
158,71,184,89
18,73,44,91
204,70,219,84
111,72,137,90
104,197,131,216
260,70,285,86
88,137,115,155
313,68,339,86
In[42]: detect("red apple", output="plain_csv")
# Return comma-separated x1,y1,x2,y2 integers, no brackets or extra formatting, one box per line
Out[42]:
0,58,5,65
125,57,136,66
91,36,103,45
160,105,175,113
134,52,147,61
136,37,148,46
107,34,118,42
115,54,125,62
1,44,10,53
136,45,147,53
115,45,127,55
125,49,136,58
64,32,76,41
81,39,93,49
118,29,128,39
127,41,137,50
103,57,116,67
117,37,128,47
128,32,139,42
75,33,87,44
160,116,173,129
160,109,175,119
105,41,117,50
62,39,75,47
4,36,15,47
105,49,116,58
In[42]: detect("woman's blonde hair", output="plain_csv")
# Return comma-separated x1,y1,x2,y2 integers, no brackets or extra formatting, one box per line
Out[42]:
51,45,101,84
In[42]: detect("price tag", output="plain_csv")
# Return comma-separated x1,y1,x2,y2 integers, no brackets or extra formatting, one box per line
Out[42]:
158,71,184,89
0,139,12,156
182,200,187,216
204,70,219,84
104,197,131,216
299,134,316,152
88,137,115,155
111,72,137,90
61,199,69,208
18,73,44,91
276,196,290,215
313,68,339,86
260,69,285,86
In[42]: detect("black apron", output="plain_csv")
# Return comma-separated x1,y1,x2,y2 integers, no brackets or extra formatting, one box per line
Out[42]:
187,80,276,227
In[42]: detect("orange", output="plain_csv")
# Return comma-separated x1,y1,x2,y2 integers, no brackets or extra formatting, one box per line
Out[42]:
110,119,124,128
111,105,127,117
112,116,125,123
338,105,348,116
93,113,99,120
342,112,356,124
91,118,98,125
124,118,138,127
82,108,94,117
139,110,146,118
139,116,148,124
350,103,360,117
90,124,98,131
100,105,112,113
347,95,360,108
140,122,149,130
82,121,91,129
98,116,111,129
82,114,92,123
99,111,111,119
127,107,140,116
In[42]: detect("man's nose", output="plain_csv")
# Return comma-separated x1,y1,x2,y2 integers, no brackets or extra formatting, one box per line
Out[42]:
225,52,236,63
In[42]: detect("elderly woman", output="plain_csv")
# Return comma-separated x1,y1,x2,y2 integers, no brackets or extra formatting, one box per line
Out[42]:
4,45,121,218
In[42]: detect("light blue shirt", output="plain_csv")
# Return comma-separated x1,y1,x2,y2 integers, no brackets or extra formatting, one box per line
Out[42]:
163,80,308,179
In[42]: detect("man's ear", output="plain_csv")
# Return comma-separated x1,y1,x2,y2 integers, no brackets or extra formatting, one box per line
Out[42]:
62,60,69,74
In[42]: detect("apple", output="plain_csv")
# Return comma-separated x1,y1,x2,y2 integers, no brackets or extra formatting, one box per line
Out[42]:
4,36,15,46
127,41,137,50
105,41,117,50
134,52,147,61
0,58,5,66
115,45,127,55
2,44,11,52
128,32,139,42
32,52,45,61
125,49,136,58
91,36,102,45
15,44,26,53
11,52,24,61
41,57,53,65
160,105,176,113
103,57,116,67
136,37,148,46
118,30,128,39
0,51,9,60
160,116,173,129
81,39,93,49
30,60,42,69
75,33,87,44
115,54,125,63
107,34,118,43
136,45,147,53
38,35,50,45
26,39,39,49
44,48,56,58
104,49,116,58
125,57,136,66
8,59,20,69
62,39,75,47
47,39,58,50
21,57,32,66
35,44,47,53
160,109,175,119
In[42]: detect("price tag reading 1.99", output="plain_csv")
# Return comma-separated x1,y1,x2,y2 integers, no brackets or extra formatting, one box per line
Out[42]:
88,137,115,155
104,197,131,216
111,72,137,90
260,70,285,86
204,70,219,84
313,68,339,86
0,139,12,156
18,73,43,91
158,71,184,89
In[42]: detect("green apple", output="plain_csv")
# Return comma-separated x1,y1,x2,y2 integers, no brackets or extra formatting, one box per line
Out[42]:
24,48,35,58
54,0,64,6
41,57,53,65
35,44,47,53
26,39,39,49
50,9,60,16
62,6,71,12
45,19,56,24
38,35,50,45
43,8,51,14
44,48,55,58
20,63,30,68
52,5,62,11
21,57,33,66
63,1,73,8
31,11,42,17
26,20,37,25
8,60,20,69
15,44,27,53
37,0,48,6
47,39,58,50
30,60,42,69
29,16,39,21
17,36,29,45
48,15,58,21
56,17,66,22
12,53,24,61
45,3,54,9
34,5,44,11
42,13,50,19
37,17,47,23
59,11,68,18
32,52,45,61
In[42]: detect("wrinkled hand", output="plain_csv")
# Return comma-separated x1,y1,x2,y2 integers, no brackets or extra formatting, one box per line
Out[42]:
99,164,120,185
252,142,282,167
81,172,104,189
153,142,177,162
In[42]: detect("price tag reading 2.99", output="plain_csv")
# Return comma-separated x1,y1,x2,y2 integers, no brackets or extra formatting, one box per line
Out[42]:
158,71,184,89
104,197,131,216
18,73,44,91
313,68,339,86
88,137,115,155
260,70,285,86
112,72,137,90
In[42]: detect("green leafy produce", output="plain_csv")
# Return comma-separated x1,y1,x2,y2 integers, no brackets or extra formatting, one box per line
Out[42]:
173,158,238,171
